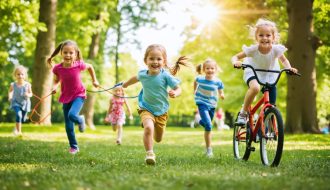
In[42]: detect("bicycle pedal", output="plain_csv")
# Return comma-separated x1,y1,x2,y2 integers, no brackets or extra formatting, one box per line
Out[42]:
249,147,256,151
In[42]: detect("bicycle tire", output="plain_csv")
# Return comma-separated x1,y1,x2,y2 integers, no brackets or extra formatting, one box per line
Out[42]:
233,120,251,161
259,107,284,167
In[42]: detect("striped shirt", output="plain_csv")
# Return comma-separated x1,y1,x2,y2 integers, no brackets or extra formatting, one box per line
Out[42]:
194,76,224,108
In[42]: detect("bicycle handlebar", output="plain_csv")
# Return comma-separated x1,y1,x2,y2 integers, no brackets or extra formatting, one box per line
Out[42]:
235,64,301,86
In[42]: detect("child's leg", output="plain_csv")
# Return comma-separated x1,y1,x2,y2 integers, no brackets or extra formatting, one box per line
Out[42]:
143,118,155,151
204,131,212,148
243,79,260,112
112,124,118,132
67,97,85,125
63,103,78,149
117,124,123,142
13,106,23,133
153,113,168,143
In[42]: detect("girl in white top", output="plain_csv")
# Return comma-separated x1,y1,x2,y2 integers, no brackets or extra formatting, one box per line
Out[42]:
231,18,298,124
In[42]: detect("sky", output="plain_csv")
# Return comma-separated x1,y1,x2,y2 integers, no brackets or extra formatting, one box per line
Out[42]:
105,0,218,68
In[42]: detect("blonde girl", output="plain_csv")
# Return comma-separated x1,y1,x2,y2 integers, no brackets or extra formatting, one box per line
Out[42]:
194,59,225,157
104,86,133,145
122,44,189,165
231,18,298,125
8,65,33,136
47,40,99,154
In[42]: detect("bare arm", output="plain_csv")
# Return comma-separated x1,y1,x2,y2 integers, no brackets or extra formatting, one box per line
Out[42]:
52,75,60,94
8,83,13,101
218,89,225,100
86,63,99,87
25,82,33,98
193,80,197,94
279,54,298,73
169,86,181,98
231,52,247,67
124,98,133,118
122,76,139,88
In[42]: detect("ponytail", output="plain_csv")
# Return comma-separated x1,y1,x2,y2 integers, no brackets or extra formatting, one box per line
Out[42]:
168,56,190,76
47,42,63,67
196,64,203,74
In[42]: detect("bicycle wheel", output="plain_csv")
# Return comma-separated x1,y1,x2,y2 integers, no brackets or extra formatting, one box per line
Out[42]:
233,122,251,161
260,107,284,167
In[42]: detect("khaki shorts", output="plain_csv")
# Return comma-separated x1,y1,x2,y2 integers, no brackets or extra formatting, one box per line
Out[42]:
138,109,168,130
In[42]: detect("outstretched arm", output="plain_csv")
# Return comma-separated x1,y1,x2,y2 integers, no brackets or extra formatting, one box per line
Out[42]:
169,86,181,98
231,52,247,67
122,76,138,88
86,63,99,87
279,55,298,73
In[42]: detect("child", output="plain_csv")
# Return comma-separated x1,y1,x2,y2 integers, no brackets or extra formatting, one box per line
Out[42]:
8,65,33,136
194,59,225,157
104,86,133,145
47,40,99,154
122,44,189,165
231,18,298,125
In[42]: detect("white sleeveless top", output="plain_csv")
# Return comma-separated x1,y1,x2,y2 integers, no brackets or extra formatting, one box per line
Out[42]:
242,44,287,84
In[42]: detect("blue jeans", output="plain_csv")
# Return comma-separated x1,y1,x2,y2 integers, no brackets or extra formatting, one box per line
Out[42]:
13,106,27,123
197,104,215,131
62,97,85,149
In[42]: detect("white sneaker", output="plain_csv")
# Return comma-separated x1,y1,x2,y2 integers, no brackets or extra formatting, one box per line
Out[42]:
236,111,248,125
78,115,86,132
145,152,156,165
206,148,213,158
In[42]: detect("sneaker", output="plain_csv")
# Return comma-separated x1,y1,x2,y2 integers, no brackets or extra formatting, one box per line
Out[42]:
236,111,248,125
145,152,156,165
78,115,86,132
69,147,79,155
206,148,214,158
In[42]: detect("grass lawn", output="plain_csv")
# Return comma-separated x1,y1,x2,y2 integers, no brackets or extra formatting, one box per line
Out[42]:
0,123,329,190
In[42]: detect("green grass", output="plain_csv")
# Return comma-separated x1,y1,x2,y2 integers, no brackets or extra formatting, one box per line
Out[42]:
0,123,329,190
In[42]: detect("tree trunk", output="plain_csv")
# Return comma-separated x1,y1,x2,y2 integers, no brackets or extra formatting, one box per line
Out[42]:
31,0,57,125
114,22,121,83
285,0,319,133
81,23,100,130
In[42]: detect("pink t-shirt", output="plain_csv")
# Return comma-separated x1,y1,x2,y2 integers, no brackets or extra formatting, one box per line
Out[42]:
53,60,87,103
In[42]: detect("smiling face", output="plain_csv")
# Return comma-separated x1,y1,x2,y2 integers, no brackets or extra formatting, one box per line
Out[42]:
113,87,123,96
203,61,217,79
144,49,165,75
14,69,26,82
60,45,77,66
256,25,275,51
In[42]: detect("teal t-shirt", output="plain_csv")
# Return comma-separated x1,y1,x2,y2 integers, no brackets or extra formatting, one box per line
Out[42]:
137,69,180,116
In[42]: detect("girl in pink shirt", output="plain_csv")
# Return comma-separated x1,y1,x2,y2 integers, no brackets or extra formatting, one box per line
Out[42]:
47,40,99,155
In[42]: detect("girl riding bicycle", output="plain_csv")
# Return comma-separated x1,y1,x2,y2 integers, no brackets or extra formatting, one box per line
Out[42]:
231,18,298,125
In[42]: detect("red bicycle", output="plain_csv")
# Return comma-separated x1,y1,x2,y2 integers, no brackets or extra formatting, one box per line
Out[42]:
233,64,300,167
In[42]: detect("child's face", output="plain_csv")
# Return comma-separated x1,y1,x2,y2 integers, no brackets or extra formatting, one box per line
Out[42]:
15,70,26,81
256,25,275,49
203,62,217,78
145,49,165,75
61,45,77,65
114,88,123,96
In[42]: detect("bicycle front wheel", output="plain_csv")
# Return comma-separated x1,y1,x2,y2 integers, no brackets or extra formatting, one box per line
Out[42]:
260,107,284,167
233,122,251,161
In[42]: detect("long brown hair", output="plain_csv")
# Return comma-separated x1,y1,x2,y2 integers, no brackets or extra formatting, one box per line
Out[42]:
46,40,82,67
143,44,190,76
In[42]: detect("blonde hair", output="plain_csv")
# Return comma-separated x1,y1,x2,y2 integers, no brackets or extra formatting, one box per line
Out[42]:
47,40,82,67
196,58,218,74
249,18,280,44
12,65,28,79
143,44,190,76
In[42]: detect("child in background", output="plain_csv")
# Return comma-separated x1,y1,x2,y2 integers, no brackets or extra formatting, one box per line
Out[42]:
194,59,225,157
231,18,298,125
104,86,133,145
47,40,99,155
122,44,189,165
8,65,33,136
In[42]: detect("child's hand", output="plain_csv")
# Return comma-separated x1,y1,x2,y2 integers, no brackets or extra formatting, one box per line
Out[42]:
104,117,110,123
92,80,99,88
129,115,133,120
220,93,225,100
51,88,57,94
233,61,242,68
289,67,298,74
168,90,177,98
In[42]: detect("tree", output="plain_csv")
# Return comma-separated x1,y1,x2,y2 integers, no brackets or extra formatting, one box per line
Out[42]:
30,0,57,125
285,0,321,133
